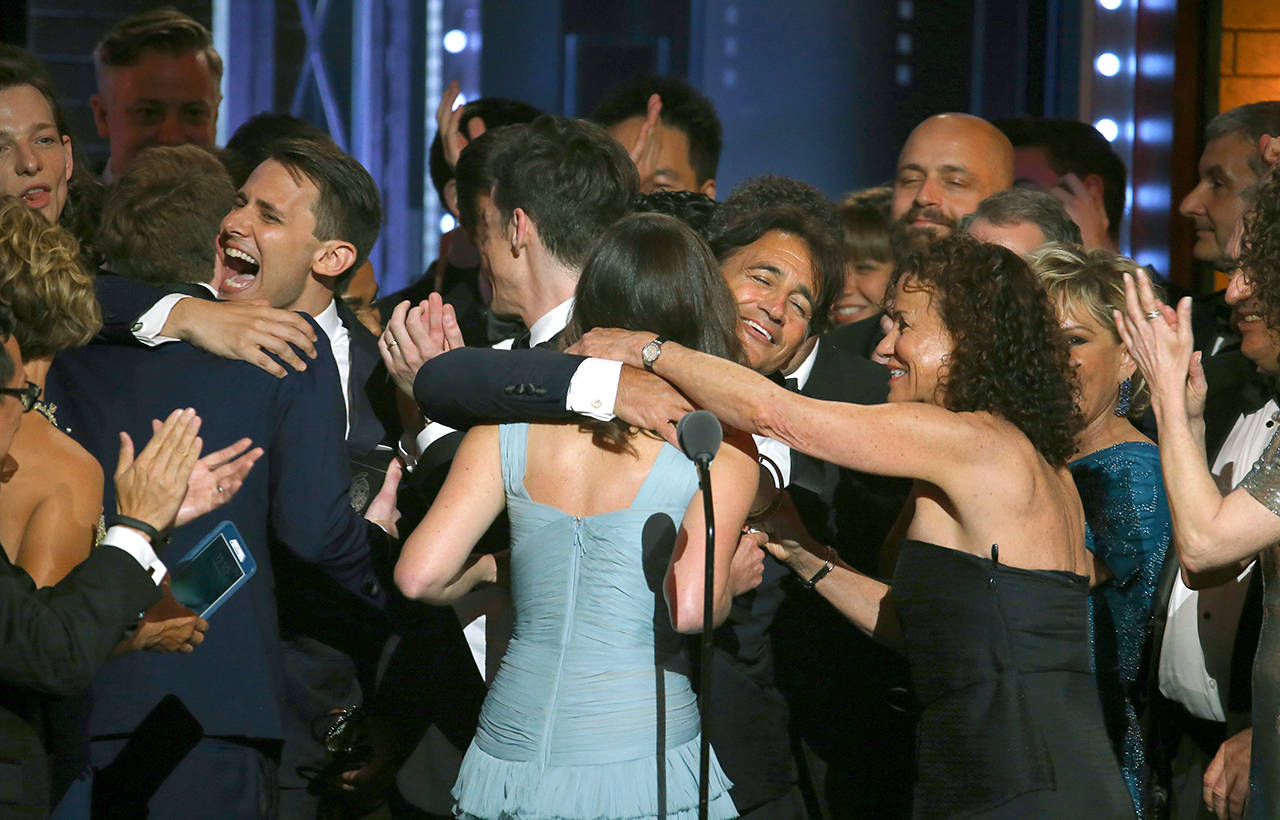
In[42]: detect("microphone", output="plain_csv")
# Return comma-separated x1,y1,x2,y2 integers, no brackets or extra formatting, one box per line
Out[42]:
677,410,723,466
676,409,723,820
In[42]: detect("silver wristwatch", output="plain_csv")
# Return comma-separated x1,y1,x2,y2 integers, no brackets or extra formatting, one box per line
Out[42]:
641,336,667,371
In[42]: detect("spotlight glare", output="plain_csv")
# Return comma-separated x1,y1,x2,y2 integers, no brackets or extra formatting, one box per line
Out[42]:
443,29,468,54
1094,118,1120,142
440,213,457,233
1095,52,1121,77
1099,0,1122,9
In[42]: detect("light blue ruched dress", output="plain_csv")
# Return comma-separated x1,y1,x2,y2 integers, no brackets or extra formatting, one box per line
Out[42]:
452,423,737,820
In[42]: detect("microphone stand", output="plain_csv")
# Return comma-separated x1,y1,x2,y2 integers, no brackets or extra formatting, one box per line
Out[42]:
695,452,714,820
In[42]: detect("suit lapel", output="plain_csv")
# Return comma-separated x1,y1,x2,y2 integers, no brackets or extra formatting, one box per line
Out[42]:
335,300,386,455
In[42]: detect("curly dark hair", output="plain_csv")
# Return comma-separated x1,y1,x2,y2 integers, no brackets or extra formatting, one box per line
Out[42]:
890,235,1081,465
631,189,718,242
1242,169,1280,333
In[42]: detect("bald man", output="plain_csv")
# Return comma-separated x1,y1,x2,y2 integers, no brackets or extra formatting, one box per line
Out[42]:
891,113,1015,252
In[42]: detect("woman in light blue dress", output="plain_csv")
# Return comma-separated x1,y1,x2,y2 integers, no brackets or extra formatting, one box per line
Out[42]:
1033,246,1173,819
395,213,759,819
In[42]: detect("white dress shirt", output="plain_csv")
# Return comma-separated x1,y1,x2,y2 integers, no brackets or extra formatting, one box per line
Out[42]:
313,300,351,438
1158,399,1276,721
102,525,167,585
753,338,820,488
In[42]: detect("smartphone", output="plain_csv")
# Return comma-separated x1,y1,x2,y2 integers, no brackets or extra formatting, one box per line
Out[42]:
168,521,256,618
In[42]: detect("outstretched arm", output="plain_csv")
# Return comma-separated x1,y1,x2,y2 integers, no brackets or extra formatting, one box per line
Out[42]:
394,425,506,603
570,330,994,486
1116,271,1280,572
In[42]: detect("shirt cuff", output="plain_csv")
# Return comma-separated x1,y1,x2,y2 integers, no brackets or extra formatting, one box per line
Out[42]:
101,525,168,586
414,420,459,458
133,293,190,346
566,358,622,421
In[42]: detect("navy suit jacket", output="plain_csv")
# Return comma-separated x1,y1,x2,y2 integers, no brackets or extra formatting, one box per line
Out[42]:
46,319,386,741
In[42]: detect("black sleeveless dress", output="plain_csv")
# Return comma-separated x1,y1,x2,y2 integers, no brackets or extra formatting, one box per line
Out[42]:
888,540,1134,818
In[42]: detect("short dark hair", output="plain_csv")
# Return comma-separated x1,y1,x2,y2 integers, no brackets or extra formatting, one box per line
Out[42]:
995,117,1127,243
0,46,103,266
960,188,1083,246
94,8,222,78
0,301,16,386
429,97,543,210
99,145,235,286
838,186,895,264
564,212,743,449
1206,102,1280,178
708,175,844,334
594,75,722,184
223,113,331,188
631,190,719,242
890,235,1081,465
481,115,638,270
265,137,383,289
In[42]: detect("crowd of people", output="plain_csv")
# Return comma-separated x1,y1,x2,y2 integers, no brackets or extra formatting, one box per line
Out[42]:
5,7,1280,820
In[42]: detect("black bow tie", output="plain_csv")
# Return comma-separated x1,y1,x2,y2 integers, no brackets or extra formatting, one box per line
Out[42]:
768,371,800,392
510,329,532,350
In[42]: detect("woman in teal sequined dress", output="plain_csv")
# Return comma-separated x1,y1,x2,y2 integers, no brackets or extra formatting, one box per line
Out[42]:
394,214,759,819
1034,246,1173,818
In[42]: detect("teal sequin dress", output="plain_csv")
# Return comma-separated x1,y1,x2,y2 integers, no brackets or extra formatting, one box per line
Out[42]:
452,423,737,820
1070,441,1171,819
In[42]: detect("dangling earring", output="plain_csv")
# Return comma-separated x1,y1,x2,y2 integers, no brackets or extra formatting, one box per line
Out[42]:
1114,378,1132,416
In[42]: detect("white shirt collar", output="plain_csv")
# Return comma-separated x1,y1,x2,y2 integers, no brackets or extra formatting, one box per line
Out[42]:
785,338,821,391
197,282,218,297
529,298,574,347
314,298,343,342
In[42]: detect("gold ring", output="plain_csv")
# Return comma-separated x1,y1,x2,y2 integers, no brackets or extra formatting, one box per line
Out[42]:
386,339,399,348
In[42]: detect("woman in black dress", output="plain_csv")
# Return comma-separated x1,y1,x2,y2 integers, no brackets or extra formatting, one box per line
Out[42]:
572,235,1134,818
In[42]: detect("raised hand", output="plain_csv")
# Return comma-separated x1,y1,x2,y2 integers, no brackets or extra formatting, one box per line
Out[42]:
628,93,664,192
1051,173,1111,250
169,430,263,528
114,408,203,533
1113,271,1194,417
166,298,318,378
379,294,465,397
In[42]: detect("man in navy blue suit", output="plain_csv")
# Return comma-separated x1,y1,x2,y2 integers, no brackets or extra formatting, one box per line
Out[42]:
46,144,393,818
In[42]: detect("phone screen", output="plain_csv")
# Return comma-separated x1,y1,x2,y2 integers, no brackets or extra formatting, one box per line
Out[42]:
170,534,245,616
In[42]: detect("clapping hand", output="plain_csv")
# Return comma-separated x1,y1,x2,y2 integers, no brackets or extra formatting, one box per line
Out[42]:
168,427,263,528
627,93,665,193
1113,271,1199,419
379,294,466,398
1051,173,1111,250
114,408,204,534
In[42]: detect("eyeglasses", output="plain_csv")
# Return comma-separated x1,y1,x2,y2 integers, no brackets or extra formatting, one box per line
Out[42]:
0,381,41,413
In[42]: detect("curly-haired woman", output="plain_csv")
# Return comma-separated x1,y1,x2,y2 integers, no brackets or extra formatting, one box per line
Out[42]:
574,235,1133,816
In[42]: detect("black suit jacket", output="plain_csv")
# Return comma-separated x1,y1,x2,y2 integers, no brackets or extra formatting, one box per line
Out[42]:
46,321,388,743
0,545,159,816
414,347,806,810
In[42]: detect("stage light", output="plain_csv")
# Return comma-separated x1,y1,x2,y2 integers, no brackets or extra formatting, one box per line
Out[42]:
441,213,456,233
443,29,467,54
455,92,467,107
1095,52,1121,77
1099,0,1122,10
1095,118,1120,142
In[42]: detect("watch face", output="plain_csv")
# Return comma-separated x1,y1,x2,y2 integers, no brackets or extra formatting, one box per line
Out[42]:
642,340,660,368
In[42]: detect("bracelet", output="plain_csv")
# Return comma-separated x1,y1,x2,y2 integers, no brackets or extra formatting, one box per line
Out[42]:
799,546,836,591
109,514,171,550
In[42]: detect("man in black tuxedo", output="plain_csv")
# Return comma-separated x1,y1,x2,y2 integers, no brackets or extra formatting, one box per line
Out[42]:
47,144,394,818
0,306,216,818
392,173,899,817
